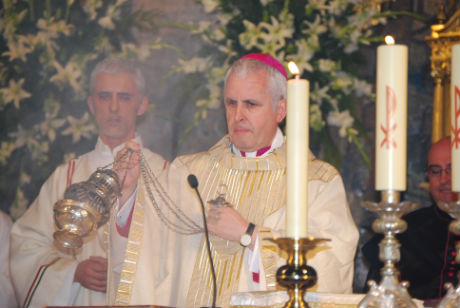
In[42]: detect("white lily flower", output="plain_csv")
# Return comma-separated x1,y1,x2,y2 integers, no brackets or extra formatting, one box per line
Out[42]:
40,114,66,142
303,15,328,36
9,125,28,148
82,0,104,21
206,83,221,109
216,13,232,27
201,0,219,13
37,18,73,38
353,78,374,97
211,27,226,41
310,83,331,104
10,188,29,220
98,1,123,30
333,71,353,94
260,16,294,49
327,110,354,137
260,0,274,6
310,104,325,131
2,35,33,61
305,0,329,14
61,112,96,143
193,21,212,34
239,20,263,50
121,43,151,61
50,60,84,94
0,78,31,109
318,59,337,72
178,56,212,74
288,41,314,73
327,0,349,16
1,9,27,40
0,141,16,165
98,15,115,30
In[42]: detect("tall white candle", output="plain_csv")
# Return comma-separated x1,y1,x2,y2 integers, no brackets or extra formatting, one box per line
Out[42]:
286,62,309,238
375,36,408,191
451,43,460,192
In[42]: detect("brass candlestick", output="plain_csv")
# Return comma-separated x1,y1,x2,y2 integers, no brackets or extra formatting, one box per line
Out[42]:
436,197,460,308
269,237,328,308
359,190,419,308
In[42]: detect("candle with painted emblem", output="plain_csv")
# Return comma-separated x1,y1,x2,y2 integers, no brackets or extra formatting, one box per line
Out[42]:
286,61,309,238
451,43,460,192
375,36,408,191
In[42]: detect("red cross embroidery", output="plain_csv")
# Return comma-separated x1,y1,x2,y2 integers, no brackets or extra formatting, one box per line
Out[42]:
451,86,460,149
380,86,397,149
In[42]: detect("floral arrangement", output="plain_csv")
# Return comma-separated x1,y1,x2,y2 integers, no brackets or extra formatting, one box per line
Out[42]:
0,0,393,218
0,0,164,218
175,0,391,167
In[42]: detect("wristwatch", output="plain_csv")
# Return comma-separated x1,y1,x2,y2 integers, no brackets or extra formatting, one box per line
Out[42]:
240,222,255,247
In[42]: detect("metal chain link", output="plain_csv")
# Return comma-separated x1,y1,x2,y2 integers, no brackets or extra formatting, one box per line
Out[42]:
100,148,203,235
138,151,203,235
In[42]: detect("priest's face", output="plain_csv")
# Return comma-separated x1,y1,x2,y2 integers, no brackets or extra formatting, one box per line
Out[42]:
224,70,286,152
88,72,147,149
426,137,457,203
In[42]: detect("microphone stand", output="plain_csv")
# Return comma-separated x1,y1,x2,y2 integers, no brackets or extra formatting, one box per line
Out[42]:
188,174,218,308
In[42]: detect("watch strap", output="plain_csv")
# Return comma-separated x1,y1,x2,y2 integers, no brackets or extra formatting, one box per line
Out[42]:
246,222,255,237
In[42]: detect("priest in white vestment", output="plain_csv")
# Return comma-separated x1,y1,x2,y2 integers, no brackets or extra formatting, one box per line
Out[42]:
160,53,360,307
1,210,18,307
9,57,168,307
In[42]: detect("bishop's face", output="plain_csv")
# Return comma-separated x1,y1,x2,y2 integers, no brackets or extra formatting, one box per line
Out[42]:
224,70,286,152
426,139,457,203
88,72,147,149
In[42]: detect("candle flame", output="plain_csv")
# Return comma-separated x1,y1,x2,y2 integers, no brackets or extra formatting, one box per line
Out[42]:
288,61,299,75
385,35,395,45
431,24,445,32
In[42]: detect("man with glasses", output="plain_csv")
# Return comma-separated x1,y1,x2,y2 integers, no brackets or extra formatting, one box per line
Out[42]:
363,136,459,302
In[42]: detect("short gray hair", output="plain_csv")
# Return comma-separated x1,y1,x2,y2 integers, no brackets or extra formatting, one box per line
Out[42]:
89,56,145,97
224,58,286,110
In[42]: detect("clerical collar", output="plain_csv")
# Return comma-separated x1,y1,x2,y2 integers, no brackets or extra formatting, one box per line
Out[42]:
95,134,143,159
231,128,284,158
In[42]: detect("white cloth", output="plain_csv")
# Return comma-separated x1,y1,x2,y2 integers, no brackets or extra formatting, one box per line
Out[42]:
0,211,18,308
162,135,359,307
9,137,166,307
105,163,188,306
229,291,425,308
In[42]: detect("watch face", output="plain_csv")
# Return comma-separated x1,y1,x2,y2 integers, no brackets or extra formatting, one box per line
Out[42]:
240,234,251,246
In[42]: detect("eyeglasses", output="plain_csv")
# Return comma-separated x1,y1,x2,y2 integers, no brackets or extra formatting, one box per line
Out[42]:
426,164,451,178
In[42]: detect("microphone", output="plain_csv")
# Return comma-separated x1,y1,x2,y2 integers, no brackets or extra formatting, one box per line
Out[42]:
187,174,218,308
187,174,199,189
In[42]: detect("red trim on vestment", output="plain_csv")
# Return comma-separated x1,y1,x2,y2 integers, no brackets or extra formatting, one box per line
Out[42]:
252,272,260,283
116,201,135,238
24,257,60,308
66,160,75,188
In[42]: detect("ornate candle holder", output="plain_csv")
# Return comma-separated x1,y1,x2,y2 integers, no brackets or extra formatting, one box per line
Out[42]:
269,237,328,308
436,197,460,308
359,190,419,308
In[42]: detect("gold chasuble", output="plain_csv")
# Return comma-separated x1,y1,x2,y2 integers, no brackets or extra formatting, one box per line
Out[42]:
174,136,343,307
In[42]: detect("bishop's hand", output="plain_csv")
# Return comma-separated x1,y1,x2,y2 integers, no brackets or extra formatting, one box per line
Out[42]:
207,205,256,249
